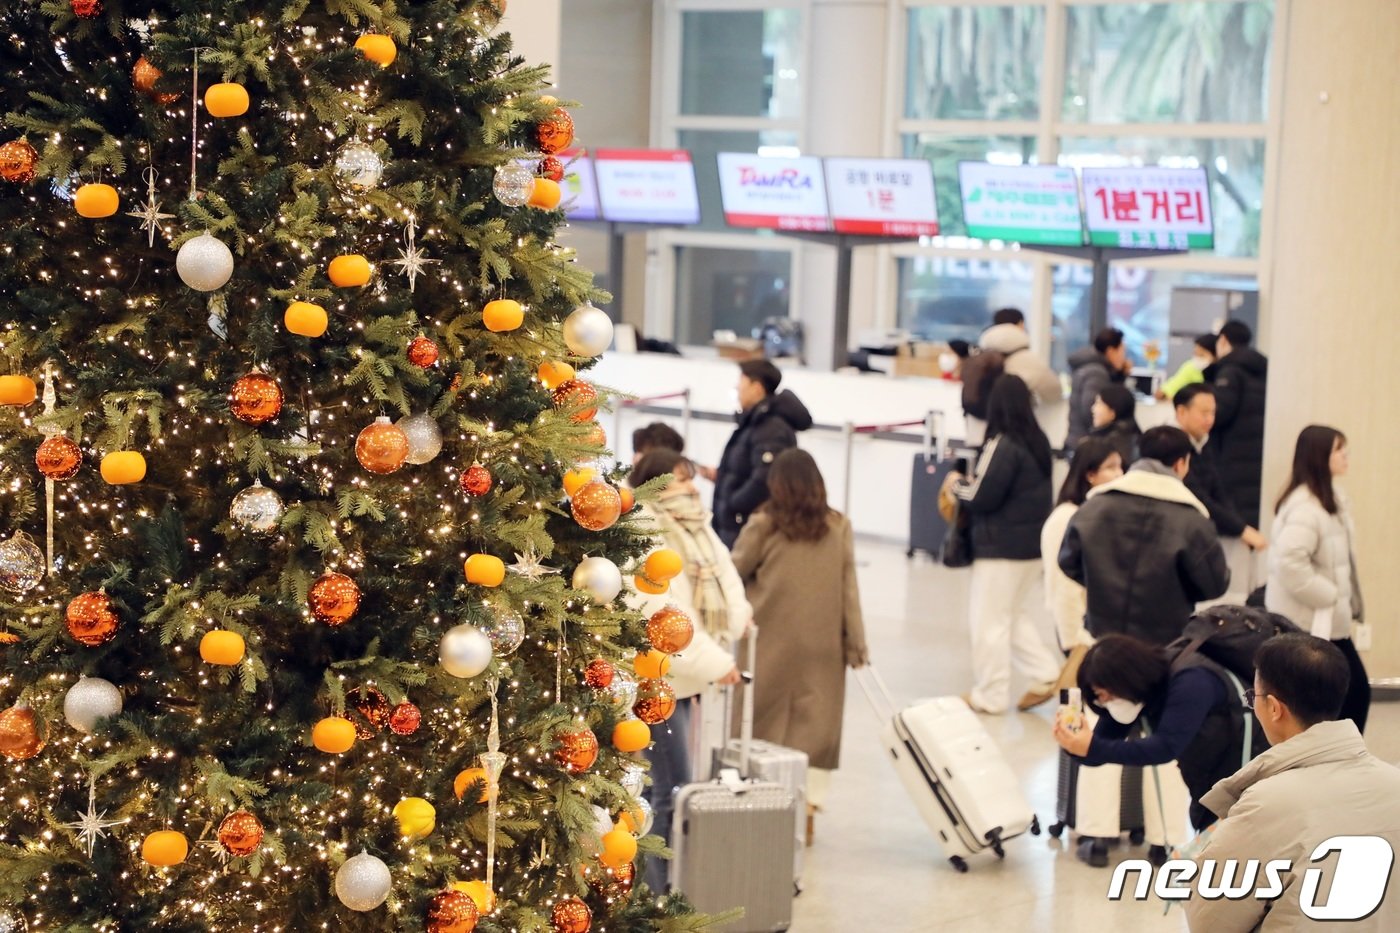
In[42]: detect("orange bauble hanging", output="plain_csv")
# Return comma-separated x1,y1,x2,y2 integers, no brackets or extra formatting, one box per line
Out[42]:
571,480,622,532
132,57,179,105
217,810,264,857
553,726,599,774
0,705,45,761
584,658,615,690
66,591,119,647
36,435,82,480
536,108,575,155
0,139,38,184
309,571,360,626
355,416,410,474
552,380,598,422
229,373,283,425
408,335,440,368
427,889,480,933
460,464,493,497
550,896,592,933
646,605,695,653
632,677,677,725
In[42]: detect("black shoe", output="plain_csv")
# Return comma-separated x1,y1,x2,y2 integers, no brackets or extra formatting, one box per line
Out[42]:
1076,837,1110,868
1148,845,1168,867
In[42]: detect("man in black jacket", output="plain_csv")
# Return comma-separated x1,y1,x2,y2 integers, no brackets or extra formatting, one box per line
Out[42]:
1207,320,1269,528
1059,426,1230,645
703,359,812,548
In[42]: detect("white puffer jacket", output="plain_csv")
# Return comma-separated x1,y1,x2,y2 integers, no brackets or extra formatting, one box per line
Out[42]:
1265,486,1362,640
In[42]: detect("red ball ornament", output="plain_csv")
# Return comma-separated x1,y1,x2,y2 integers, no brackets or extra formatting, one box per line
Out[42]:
647,605,695,654
571,480,622,532
36,435,82,480
428,889,480,933
460,464,493,497
70,0,103,18
229,373,283,426
550,896,592,933
538,156,565,183
583,658,615,690
552,380,598,422
536,108,575,155
554,726,599,774
408,335,440,368
389,701,421,736
0,140,39,184
66,591,119,647
309,571,361,626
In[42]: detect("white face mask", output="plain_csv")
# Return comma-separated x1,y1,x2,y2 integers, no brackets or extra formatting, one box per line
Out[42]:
1102,698,1144,725
938,352,958,373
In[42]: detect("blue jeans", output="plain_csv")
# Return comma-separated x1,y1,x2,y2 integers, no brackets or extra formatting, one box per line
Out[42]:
642,696,693,892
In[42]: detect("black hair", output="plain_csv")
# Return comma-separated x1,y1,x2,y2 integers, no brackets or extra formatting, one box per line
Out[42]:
1173,382,1215,410
1254,634,1351,728
1219,320,1252,348
1097,384,1136,423
1058,437,1122,506
632,422,684,457
1276,425,1346,515
738,359,782,396
992,307,1025,327
1078,635,1170,709
1193,333,1217,355
948,339,972,359
1093,327,1124,354
630,449,692,488
985,374,1052,476
1138,425,1194,468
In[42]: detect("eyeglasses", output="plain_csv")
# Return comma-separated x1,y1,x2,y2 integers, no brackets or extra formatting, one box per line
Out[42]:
1243,688,1271,706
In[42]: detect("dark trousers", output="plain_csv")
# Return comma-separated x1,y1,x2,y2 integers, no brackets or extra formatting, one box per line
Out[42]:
642,696,693,892
1334,637,1371,733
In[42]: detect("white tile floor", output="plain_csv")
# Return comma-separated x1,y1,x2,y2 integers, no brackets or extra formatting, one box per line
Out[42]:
781,537,1400,933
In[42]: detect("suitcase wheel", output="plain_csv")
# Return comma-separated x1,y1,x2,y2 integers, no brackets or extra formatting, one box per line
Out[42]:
1129,828,1145,846
993,842,1005,859
949,855,969,874
1048,820,1065,839
1030,815,1042,836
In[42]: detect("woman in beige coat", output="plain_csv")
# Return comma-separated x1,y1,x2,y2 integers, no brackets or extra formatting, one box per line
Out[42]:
730,448,868,843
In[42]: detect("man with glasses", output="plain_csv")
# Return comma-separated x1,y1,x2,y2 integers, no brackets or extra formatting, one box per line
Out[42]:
1186,634,1400,931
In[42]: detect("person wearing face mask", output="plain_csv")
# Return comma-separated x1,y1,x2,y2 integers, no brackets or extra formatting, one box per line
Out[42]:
628,449,751,891
1155,333,1216,401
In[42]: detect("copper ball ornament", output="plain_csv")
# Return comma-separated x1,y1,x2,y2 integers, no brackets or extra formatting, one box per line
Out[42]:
632,677,677,726
552,379,598,422
36,435,82,480
408,335,440,368
349,686,390,738
309,571,361,626
355,416,410,474
0,705,44,760
570,480,622,532
554,726,599,774
460,464,493,497
538,156,565,183
0,139,38,184
389,701,421,736
584,658,615,690
70,0,103,17
586,860,635,902
646,605,695,654
132,56,179,105
536,108,575,155
428,889,480,933
66,591,119,647
550,896,592,933
217,810,264,857
229,373,283,426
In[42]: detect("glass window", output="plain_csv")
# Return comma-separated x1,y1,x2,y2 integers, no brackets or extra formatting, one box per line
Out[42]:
896,255,1034,344
674,246,793,346
1057,137,1265,257
1062,2,1273,124
905,5,1045,121
902,134,1038,238
677,128,801,233
680,10,803,120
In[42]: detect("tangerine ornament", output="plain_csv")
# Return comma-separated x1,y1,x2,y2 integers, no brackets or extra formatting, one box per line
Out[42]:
408,335,440,368
600,828,638,869
464,553,506,587
571,480,622,532
36,436,82,479
393,797,436,839
229,373,283,425
284,301,328,337
100,450,146,484
453,767,489,803
204,82,250,118
0,375,36,406
217,810,264,857
550,896,592,933
66,591,119,647
537,359,575,390
584,658,615,690
0,705,45,760
633,573,667,595
633,650,671,679
428,889,479,933
199,629,246,666
388,701,421,736
561,466,596,498
328,254,372,287
141,830,189,867
355,34,398,68
554,727,599,774
632,678,677,725
611,718,651,753
482,299,523,333
552,380,598,422
536,108,575,155
538,156,565,183
0,139,38,183
647,605,695,653
618,486,636,513
460,464,492,497
527,178,561,210
309,571,360,625
355,416,410,474
644,549,684,583
74,183,119,218
312,716,357,754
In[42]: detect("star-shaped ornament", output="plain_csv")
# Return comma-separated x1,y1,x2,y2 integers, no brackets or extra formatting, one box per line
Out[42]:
126,166,174,248
61,778,129,860
389,216,439,293
507,547,560,581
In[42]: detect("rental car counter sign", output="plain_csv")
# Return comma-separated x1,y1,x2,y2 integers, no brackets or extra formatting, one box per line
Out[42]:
593,149,700,225
717,153,829,232
958,163,1084,246
824,158,939,237
1082,166,1214,250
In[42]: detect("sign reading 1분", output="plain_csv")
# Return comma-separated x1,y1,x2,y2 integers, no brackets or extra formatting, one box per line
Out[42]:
958,163,1084,246
1081,166,1214,250
823,158,939,237
593,149,700,225
717,153,830,232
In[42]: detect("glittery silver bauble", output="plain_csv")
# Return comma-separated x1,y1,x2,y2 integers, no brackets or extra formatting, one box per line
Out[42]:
619,762,646,799
607,668,638,709
176,233,234,292
492,162,535,207
480,606,525,656
229,481,285,534
334,141,384,191
439,623,493,679
335,851,392,912
0,911,26,933
0,532,44,594
395,412,443,465
563,304,615,358
63,675,122,733
571,556,622,605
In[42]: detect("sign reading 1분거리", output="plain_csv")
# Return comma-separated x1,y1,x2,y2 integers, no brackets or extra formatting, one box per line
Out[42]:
1081,166,1214,251
958,163,1085,246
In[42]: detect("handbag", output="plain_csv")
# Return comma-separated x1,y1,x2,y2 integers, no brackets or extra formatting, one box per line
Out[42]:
938,497,973,569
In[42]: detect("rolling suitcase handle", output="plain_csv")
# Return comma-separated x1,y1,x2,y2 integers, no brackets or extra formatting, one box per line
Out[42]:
737,624,758,778
852,663,899,724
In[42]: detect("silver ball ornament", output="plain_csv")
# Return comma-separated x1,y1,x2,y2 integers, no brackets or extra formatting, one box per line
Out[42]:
607,668,638,709
63,676,123,733
563,304,614,357
229,481,285,534
176,233,234,292
571,556,622,605
619,763,646,800
335,851,392,912
0,531,44,594
628,795,654,835
0,911,26,933
334,141,384,191
480,606,525,656
439,623,493,678
493,162,535,207
395,413,443,465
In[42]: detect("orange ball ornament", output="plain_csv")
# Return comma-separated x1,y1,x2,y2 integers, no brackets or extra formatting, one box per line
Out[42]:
0,375,36,406
217,810,264,857
100,450,146,484
460,464,492,497
600,828,638,869
527,178,561,210
36,435,82,479
284,301,328,337
482,299,524,333
312,716,357,754
453,767,490,803
537,360,575,390
585,860,635,902
66,591,119,647
229,373,283,425
141,830,189,867
644,549,684,584
204,82,250,118
199,629,246,666
571,480,622,532
633,650,671,679
552,380,598,422
611,718,651,753
309,571,360,626
632,678,677,725
550,896,592,933
554,727,599,774
355,34,398,68
584,658,615,690
328,254,372,287
74,183,119,218
355,416,410,474
536,108,575,155
0,705,45,760
633,573,667,595
428,889,480,933
561,467,596,498
408,335,440,368
464,553,506,587
0,139,38,184
132,57,179,105
647,605,695,653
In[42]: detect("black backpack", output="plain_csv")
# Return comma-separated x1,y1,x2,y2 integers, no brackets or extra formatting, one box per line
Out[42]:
1166,604,1302,683
960,348,1008,420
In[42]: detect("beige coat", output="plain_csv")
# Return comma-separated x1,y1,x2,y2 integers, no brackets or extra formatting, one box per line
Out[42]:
1041,502,1093,651
1186,720,1400,932
1266,486,1362,639
730,510,868,769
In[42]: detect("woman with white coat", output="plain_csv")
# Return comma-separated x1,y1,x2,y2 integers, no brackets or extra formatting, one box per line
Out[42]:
629,449,751,889
1265,425,1369,731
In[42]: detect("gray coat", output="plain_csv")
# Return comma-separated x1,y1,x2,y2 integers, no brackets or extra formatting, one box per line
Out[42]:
1265,486,1362,640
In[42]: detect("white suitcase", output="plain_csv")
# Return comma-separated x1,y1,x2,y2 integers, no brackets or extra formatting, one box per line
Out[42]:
857,667,1040,872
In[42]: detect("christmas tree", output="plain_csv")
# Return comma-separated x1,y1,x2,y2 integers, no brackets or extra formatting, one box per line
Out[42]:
0,2,710,930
